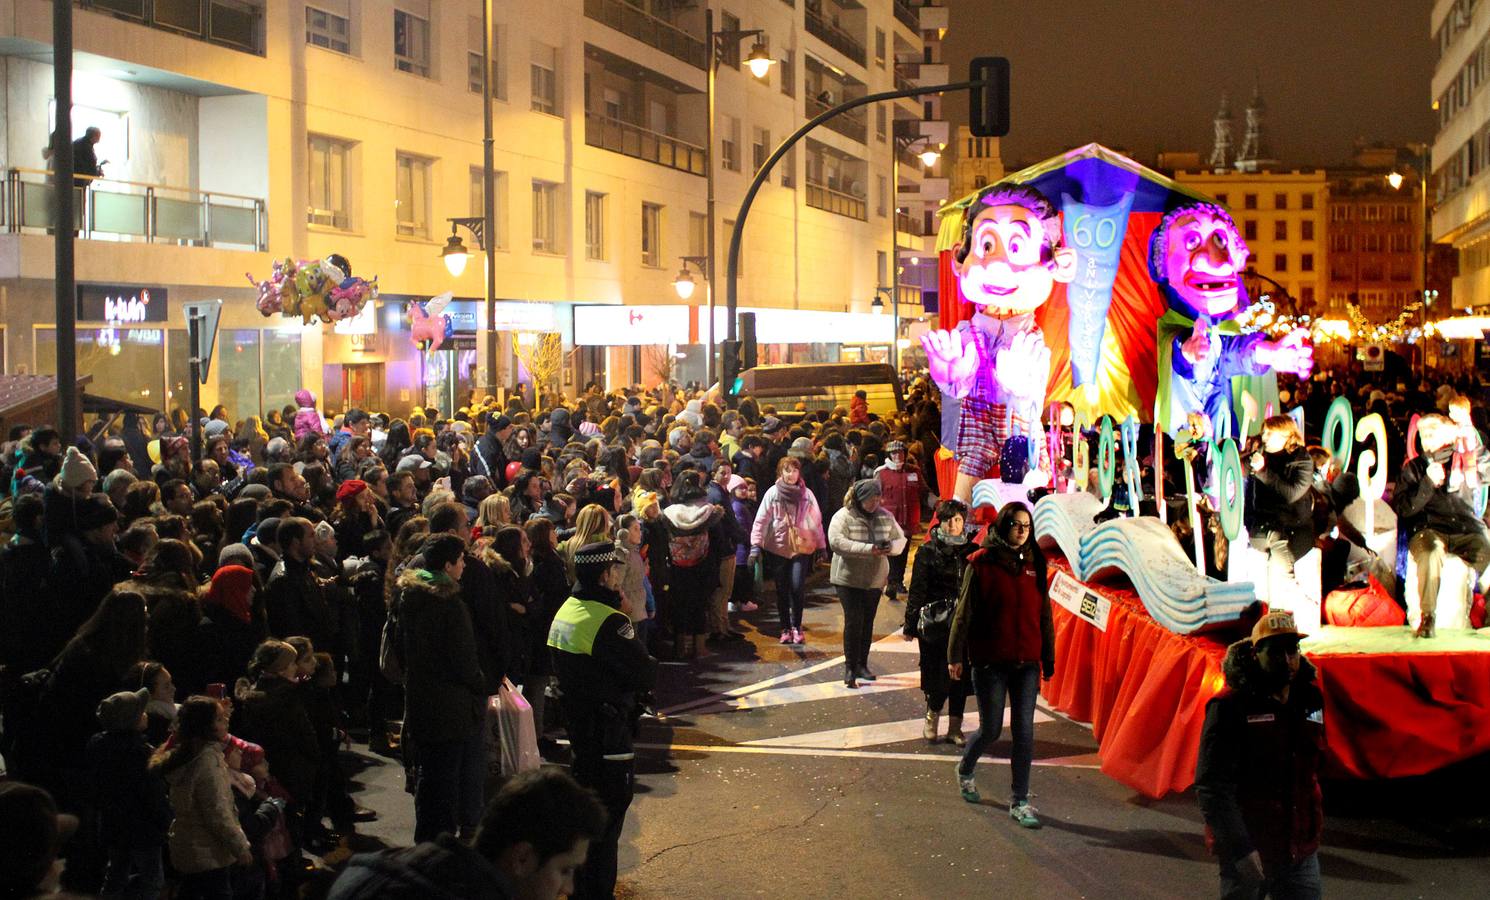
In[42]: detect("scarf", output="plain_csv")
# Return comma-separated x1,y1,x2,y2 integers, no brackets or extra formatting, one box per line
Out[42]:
774,480,804,508
937,526,968,547
884,456,904,471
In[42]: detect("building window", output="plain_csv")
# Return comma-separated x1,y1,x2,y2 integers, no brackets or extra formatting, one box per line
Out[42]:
1331,205,1351,222
306,6,351,54
395,153,431,238
532,180,561,254
1274,192,1288,209
722,116,741,172
393,9,430,77
1302,193,1314,210
876,106,886,142
1301,286,1315,304
1216,193,1228,205
781,49,795,97
752,127,771,173
469,167,509,250
689,211,707,258
1244,193,1257,210
720,12,741,68
1243,220,1257,241
1273,253,1287,272
307,134,352,230
1274,220,1287,241
1302,220,1314,241
585,191,607,261
469,34,507,100
531,43,559,115
641,203,662,267
1301,253,1314,272
781,146,796,188
875,28,886,67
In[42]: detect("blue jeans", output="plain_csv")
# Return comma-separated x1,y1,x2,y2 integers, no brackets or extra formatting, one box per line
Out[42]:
101,846,164,900
958,662,1040,803
1219,851,1321,900
414,729,486,843
771,553,813,630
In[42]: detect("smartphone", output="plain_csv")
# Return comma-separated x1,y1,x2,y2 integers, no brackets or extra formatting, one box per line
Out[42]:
207,682,226,700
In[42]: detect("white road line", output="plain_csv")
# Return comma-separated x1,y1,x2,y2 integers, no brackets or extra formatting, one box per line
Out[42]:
632,742,1101,768
739,708,1054,750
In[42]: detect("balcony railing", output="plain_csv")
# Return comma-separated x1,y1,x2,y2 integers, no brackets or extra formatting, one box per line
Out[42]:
79,0,264,55
806,180,867,220
804,9,866,66
4,169,265,250
896,211,929,236
584,0,708,70
893,0,919,31
806,95,868,143
585,113,707,176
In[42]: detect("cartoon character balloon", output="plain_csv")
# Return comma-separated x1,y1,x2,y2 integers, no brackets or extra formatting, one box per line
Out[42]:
248,256,377,325
410,291,455,352
1149,202,1312,439
920,183,1078,501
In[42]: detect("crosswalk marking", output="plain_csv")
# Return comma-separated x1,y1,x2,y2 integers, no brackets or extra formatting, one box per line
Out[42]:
630,742,1101,768
740,708,1055,750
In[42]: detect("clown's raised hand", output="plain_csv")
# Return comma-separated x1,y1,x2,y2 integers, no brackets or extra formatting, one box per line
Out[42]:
995,330,1051,400
1259,328,1314,377
921,329,979,398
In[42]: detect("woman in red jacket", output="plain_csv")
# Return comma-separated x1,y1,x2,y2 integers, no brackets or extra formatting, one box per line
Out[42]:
947,502,1054,829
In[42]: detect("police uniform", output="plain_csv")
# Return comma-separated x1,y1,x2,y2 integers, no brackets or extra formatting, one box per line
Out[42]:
548,542,657,900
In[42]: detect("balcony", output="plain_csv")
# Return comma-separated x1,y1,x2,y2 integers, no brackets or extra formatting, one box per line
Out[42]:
806,180,867,220
4,169,265,250
584,0,708,70
805,95,868,143
805,8,866,67
584,113,706,176
893,0,919,31
896,211,929,236
79,0,264,55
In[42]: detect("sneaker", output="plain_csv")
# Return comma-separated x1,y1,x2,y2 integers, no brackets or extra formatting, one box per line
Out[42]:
957,765,979,803
1009,801,1042,829
779,630,792,645
791,627,805,644
741,601,760,612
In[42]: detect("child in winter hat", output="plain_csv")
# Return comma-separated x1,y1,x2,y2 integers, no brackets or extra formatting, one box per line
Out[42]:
57,446,98,496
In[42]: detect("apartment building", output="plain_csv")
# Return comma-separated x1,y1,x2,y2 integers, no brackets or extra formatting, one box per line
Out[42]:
1325,146,1436,318
1430,0,1490,312
0,0,949,416
1171,169,1328,314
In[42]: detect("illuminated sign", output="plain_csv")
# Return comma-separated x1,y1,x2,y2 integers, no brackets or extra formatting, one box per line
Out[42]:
76,284,167,323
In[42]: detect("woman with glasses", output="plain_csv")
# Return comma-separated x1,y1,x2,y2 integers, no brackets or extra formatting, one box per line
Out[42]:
947,502,1054,829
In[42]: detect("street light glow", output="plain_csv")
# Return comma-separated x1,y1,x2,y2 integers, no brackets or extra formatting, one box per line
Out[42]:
441,233,470,277
1387,171,1405,190
919,148,941,167
673,268,697,300
745,41,776,79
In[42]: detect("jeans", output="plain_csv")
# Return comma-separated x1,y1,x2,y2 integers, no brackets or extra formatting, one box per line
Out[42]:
100,846,164,900
887,543,910,591
1219,851,1321,900
772,553,813,631
414,729,485,843
177,867,233,900
709,556,738,633
958,662,1040,803
836,586,881,672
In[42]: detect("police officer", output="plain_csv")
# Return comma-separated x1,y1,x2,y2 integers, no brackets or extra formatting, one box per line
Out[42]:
548,540,657,900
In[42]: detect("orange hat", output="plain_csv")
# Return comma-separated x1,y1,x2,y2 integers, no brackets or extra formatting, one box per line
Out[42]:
1250,609,1306,646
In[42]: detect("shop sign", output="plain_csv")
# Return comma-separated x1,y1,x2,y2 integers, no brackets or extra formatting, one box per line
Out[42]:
1050,569,1109,631
574,305,691,346
77,284,167,323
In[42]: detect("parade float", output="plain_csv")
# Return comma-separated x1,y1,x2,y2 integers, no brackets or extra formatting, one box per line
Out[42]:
928,144,1490,797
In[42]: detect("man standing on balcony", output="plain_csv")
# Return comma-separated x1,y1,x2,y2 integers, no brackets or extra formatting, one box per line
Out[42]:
47,126,104,187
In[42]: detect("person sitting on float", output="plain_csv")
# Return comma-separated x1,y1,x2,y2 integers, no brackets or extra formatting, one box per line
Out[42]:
1243,415,1315,591
921,183,1077,502
1150,202,1313,440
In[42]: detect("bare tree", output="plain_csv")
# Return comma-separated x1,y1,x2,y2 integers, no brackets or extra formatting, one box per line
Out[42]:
644,344,678,388
515,331,564,406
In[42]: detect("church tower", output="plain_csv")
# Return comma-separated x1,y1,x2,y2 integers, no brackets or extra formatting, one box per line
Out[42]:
1233,84,1278,172
1207,93,1233,172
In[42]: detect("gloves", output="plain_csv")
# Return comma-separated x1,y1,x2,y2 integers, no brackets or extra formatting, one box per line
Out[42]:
1042,661,1055,680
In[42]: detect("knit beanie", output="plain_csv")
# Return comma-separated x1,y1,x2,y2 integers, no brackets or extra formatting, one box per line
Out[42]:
58,446,98,492
96,688,150,732
218,543,255,570
851,478,882,504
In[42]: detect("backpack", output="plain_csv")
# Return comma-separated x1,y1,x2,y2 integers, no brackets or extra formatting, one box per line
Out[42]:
667,530,711,569
378,603,405,685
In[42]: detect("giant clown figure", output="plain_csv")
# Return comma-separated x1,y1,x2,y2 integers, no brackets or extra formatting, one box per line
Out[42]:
1151,202,1313,439
921,183,1078,502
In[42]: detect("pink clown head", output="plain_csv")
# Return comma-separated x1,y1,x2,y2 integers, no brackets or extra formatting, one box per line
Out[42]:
1149,202,1251,321
952,183,1077,313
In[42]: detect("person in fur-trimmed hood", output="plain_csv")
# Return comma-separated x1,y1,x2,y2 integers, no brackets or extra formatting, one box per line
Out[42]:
659,470,723,660
1195,609,1325,898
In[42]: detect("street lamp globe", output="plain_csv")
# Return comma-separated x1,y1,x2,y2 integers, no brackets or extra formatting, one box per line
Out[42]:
441,233,470,277
745,41,776,79
871,294,886,315
918,147,941,167
673,268,697,300
1387,171,1405,190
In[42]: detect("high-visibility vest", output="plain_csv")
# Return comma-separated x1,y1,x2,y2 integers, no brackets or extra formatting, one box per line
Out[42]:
547,596,623,657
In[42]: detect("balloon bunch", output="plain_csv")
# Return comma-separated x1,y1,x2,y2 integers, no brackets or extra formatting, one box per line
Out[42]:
247,256,378,325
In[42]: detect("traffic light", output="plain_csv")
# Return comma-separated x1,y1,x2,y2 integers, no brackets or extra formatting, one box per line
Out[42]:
968,57,1010,138
721,340,743,400
739,312,758,370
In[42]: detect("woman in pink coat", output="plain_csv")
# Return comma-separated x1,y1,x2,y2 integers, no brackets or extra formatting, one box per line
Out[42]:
292,389,327,441
749,456,825,646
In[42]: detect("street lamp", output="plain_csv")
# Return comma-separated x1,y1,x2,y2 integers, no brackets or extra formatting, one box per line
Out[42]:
441,222,476,277
704,12,776,386
872,287,890,315
1386,170,1405,190
673,256,708,301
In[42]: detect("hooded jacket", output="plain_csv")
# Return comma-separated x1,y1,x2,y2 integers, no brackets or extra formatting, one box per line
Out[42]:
750,482,826,559
1392,445,1490,538
327,834,514,900
947,537,1054,673
293,389,327,441
234,672,321,804
827,487,907,589
1194,639,1324,876
397,568,486,745
162,743,252,874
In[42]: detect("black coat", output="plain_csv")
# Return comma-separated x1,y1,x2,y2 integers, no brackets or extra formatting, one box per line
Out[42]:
904,529,973,693
264,556,334,647
235,673,321,805
1392,446,1490,539
0,536,64,673
193,605,265,697
526,553,570,679
458,551,509,694
86,729,173,850
475,433,509,490
398,569,485,745
1243,447,1315,536
120,573,203,700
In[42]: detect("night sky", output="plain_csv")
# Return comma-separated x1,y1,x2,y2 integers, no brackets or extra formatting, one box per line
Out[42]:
942,0,1438,168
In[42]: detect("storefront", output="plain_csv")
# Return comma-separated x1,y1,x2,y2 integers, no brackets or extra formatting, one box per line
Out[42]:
571,304,896,389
